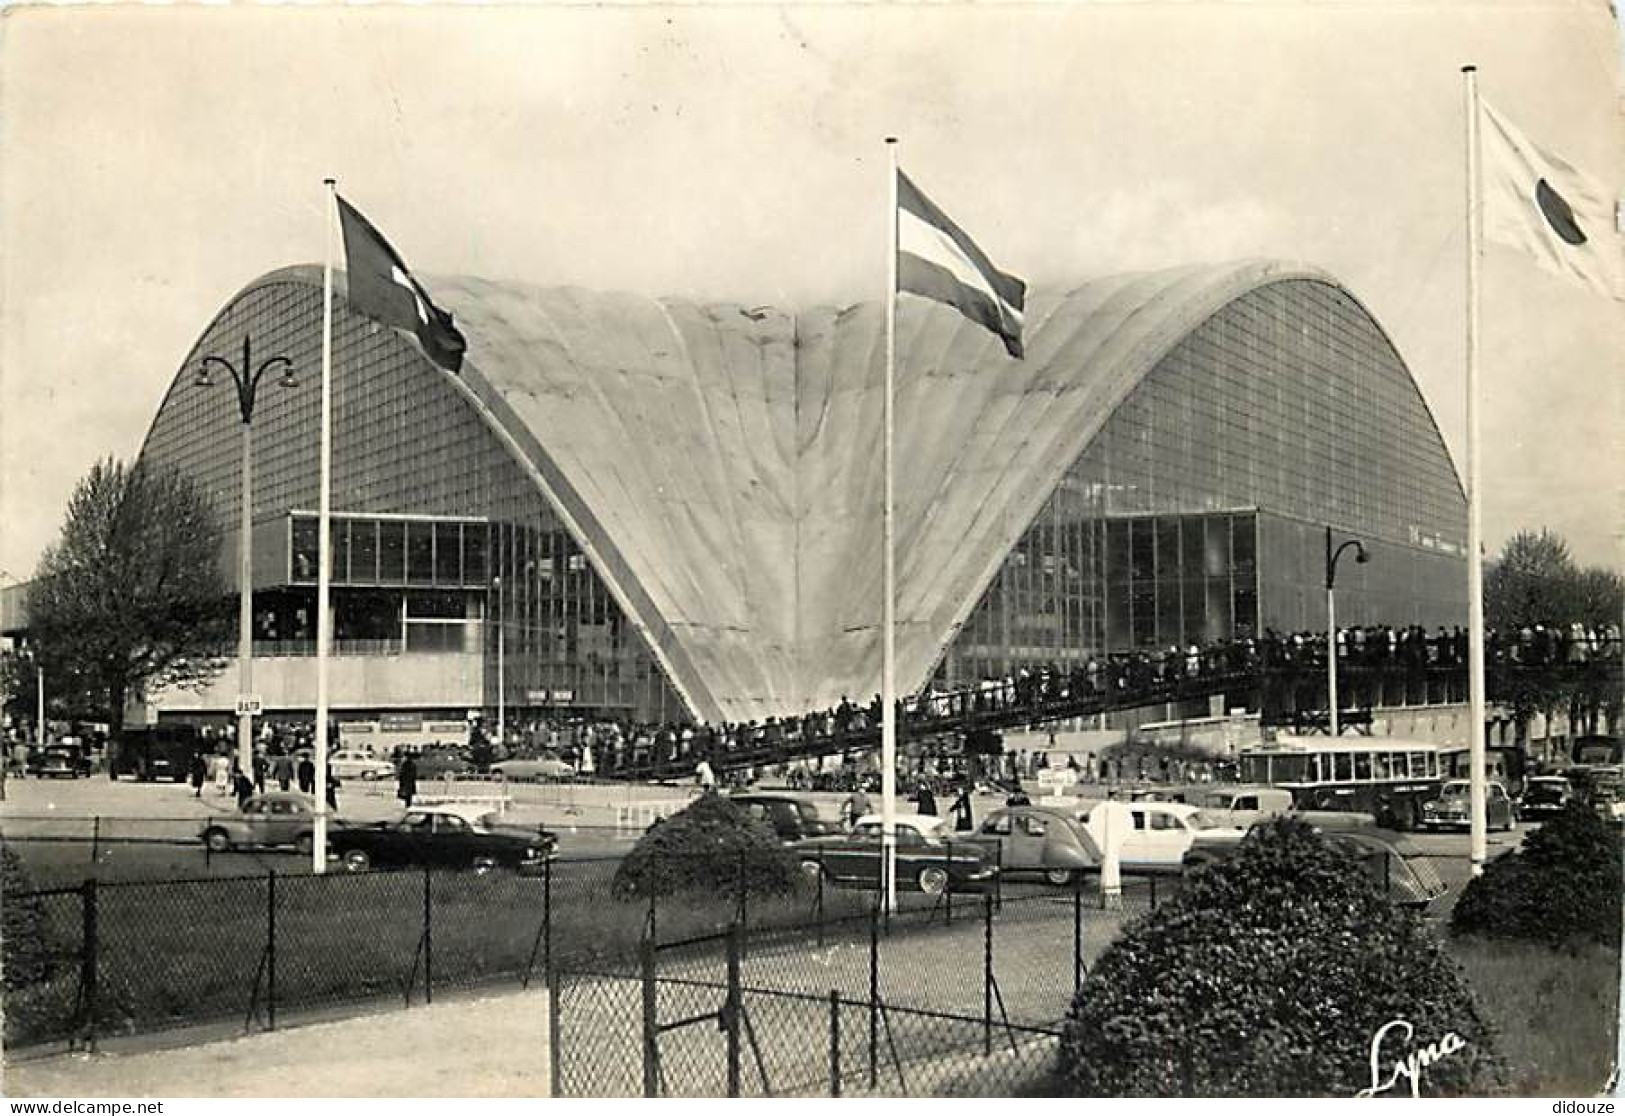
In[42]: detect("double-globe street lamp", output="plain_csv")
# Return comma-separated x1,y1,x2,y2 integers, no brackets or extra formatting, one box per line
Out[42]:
1325,526,1369,738
195,335,297,779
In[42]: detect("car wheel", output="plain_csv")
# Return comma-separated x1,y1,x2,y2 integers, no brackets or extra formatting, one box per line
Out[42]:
917,866,950,895
1044,868,1075,886
798,858,825,882
203,828,232,853
293,833,313,856
341,849,372,873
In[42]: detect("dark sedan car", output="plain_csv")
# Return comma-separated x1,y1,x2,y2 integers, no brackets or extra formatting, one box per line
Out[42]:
1184,827,1447,911
729,792,840,843
329,804,556,874
27,745,91,779
791,813,998,895
1518,775,1575,821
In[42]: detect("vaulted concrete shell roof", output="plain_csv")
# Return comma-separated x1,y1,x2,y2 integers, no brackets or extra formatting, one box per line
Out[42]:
199,260,1442,724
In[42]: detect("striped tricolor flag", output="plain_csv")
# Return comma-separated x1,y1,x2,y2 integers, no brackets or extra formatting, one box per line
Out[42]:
897,170,1026,358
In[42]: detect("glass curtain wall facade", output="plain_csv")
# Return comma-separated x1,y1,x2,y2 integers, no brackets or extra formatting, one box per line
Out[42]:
940,278,1467,685
138,278,689,723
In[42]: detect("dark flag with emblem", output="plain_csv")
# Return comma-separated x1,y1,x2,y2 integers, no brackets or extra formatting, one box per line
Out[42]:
336,196,468,372
1481,100,1623,301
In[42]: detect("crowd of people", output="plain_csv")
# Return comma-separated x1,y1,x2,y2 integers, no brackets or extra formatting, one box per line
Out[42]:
505,622,1622,781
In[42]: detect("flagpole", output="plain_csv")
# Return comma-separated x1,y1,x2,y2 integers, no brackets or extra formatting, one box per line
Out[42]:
1463,66,1488,878
313,176,337,875
882,136,899,915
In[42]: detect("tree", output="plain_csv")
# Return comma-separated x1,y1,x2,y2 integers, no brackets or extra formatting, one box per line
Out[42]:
26,459,231,731
1484,528,1578,631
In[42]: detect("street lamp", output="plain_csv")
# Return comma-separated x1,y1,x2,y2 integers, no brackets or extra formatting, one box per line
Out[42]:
492,575,504,749
1325,526,1369,738
195,334,296,780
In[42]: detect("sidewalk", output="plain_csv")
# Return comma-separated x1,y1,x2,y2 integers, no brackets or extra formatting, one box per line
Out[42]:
3,987,553,1098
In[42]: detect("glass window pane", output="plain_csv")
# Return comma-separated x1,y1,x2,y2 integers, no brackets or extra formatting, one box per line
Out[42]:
462,526,488,584
434,523,462,583
1231,514,1256,577
407,523,434,584
379,521,405,582
291,517,317,583
351,520,378,583
332,518,350,583
1205,517,1231,577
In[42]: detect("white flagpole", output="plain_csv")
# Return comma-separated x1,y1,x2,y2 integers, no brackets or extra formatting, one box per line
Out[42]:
882,136,899,914
1463,67,1488,877
313,176,337,875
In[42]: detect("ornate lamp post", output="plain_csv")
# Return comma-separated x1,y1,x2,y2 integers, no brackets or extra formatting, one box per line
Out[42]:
1325,526,1369,737
195,335,296,779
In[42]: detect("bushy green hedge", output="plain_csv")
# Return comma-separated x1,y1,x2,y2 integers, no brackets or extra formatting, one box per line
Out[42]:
1451,802,1623,948
611,792,799,901
1059,818,1506,1097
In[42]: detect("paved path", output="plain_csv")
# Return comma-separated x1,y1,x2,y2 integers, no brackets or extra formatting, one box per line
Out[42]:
4,988,552,1098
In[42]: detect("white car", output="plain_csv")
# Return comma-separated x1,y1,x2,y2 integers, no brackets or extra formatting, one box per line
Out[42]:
489,753,575,782
1078,800,1230,873
327,749,396,781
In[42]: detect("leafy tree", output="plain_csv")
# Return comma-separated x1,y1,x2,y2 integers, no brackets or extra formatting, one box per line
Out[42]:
1485,528,1578,631
25,459,231,731
0,650,42,732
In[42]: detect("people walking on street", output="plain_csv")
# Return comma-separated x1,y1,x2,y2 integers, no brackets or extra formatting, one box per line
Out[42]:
233,767,255,809
252,751,268,795
211,752,230,796
188,752,207,797
842,787,871,830
915,782,938,816
273,751,294,792
297,754,316,795
950,783,975,832
326,770,341,812
397,754,419,808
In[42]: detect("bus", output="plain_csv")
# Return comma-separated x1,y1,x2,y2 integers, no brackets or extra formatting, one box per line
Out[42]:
1442,744,1527,798
108,723,204,782
1236,736,1447,830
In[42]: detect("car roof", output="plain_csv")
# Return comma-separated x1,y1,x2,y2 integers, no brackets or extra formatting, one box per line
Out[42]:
403,802,495,823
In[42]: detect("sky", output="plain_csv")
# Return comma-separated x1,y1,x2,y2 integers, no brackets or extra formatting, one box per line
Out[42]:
1,0,1622,584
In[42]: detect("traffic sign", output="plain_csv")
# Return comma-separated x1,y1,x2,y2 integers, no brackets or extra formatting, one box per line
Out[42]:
235,695,263,717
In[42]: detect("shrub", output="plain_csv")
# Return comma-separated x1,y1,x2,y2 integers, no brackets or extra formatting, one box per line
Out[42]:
1058,818,1506,1097
1450,802,1623,948
611,792,799,901
2,844,54,991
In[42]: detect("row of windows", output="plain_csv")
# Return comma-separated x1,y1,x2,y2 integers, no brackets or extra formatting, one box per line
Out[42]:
289,515,490,588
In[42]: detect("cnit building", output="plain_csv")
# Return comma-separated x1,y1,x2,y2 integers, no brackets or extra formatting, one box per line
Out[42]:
5,260,1469,737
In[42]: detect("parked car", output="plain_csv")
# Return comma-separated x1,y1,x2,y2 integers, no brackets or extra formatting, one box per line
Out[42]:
489,752,574,782
1419,780,1516,832
729,791,840,843
977,805,1099,885
200,792,317,855
1076,800,1231,874
328,803,556,874
413,748,473,779
1584,767,1625,826
1188,786,1294,829
1183,825,1448,911
791,813,999,895
327,749,395,781
27,745,92,779
1517,775,1575,821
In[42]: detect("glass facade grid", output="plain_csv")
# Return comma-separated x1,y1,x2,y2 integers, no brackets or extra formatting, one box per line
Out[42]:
140,281,689,723
941,278,1467,684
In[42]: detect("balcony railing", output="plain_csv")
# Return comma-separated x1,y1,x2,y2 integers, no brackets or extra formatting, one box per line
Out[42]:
251,639,407,657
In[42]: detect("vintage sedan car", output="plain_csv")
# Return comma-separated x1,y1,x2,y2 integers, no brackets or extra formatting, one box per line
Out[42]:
791,813,999,895
1183,826,1448,911
200,792,317,855
977,806,1099,885
27,745,92,779
328,803,556,873
1419,780,1517,832
1076,800,1233,874
729,791,840,843
1517,775,1575,821
1584,767,1625,826
489,752,574,782
327,749,395,781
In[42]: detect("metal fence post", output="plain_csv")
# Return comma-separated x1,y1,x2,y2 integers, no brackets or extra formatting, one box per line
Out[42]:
828,990,842,1097
640,934,658,1097
80,877,98,1050
945,838,953,924
868,902,879,1089
90,816,100,866
267,869,277,1031
1073,871,1084,996
548,964,563,1098
736,847,747,932
815,848,825,948
543,853,553,973
422,866,433,1006
726,923,742,1097
982,891,993,1056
